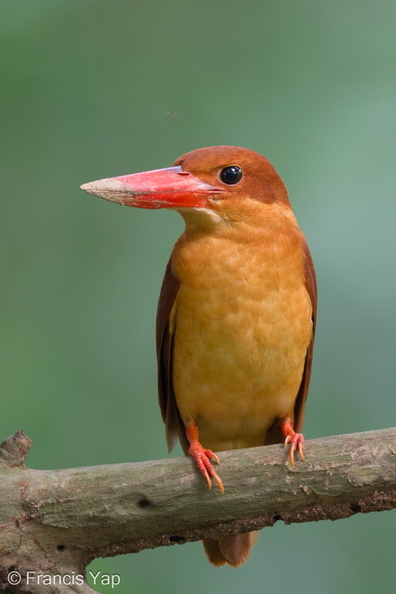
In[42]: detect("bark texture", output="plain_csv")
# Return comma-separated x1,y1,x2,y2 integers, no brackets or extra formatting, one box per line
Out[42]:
0,428,395,592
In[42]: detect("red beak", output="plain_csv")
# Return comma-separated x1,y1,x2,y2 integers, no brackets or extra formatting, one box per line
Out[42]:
80,166,223,209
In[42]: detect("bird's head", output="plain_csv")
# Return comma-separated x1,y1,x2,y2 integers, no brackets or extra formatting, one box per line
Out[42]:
80,146,291,228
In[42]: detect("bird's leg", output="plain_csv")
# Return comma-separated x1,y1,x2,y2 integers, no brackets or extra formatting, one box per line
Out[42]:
280,418,304,467
185,422,224,493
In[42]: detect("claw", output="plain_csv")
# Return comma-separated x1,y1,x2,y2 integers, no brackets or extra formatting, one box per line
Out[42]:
281,419,305,467
186,423,224,493
188,441,224,493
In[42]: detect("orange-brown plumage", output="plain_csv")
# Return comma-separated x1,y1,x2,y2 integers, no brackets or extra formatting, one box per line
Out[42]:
81,145,317,568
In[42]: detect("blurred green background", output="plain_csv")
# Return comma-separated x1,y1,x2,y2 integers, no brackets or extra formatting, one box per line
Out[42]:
1,0,395,592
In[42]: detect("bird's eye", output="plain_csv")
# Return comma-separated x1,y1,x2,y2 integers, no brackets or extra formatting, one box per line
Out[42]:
220,166,243,185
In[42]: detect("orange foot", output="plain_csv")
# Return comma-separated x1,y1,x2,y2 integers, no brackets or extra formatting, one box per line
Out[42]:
280,418,305,467
186,422,224,493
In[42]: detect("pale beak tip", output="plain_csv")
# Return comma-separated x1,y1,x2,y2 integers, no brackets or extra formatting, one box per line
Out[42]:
80,181,95,194
80,178,126,204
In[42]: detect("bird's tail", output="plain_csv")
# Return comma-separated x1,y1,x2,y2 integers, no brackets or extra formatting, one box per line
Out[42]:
202,531,259,567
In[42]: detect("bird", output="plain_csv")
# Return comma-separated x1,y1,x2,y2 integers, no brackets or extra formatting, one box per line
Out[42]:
80,145,317,567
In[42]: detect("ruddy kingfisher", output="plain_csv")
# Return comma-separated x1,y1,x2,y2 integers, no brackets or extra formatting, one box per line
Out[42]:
80,145,317,567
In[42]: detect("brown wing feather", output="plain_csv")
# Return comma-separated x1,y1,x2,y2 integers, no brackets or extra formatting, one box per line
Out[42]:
265,240,317,444
293,241,317,432
156,259,189,453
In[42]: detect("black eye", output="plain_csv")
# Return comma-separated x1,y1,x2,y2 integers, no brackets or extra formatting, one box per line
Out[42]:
220,165,242,185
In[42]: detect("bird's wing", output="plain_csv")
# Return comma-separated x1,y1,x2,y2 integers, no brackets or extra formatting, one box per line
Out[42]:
293,241,317,432
265,241,317,444
156,259,189,453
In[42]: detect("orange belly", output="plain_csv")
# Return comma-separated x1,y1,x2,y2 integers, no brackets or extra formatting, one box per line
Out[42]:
171,221,313,451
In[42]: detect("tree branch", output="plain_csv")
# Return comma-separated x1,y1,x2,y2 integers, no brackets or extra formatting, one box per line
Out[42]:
0,428,395,592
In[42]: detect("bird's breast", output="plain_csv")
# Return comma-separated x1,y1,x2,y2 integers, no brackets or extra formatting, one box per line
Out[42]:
170,222,313,451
